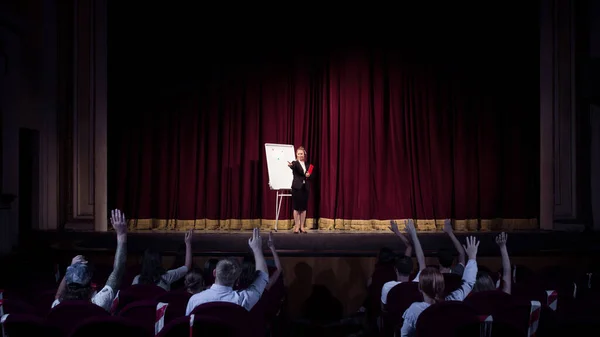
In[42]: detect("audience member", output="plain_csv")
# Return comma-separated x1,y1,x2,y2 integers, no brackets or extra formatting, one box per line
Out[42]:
132,230,193,291
400,236,480,337
266,231,283,290
238,254,256,289
53,209,128,311
472,232,511,294
381,219,426,306
203,258,219,288
185,228,269,314
439,219,466,275
184,270,204,294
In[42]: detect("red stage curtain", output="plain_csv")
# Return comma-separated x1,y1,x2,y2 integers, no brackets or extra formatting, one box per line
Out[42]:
109,47,539,231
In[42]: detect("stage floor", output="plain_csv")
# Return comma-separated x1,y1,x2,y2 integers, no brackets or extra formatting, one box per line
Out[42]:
32,229,600,257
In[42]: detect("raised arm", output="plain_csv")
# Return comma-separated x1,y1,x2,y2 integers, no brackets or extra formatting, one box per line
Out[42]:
405,219,425,271
389,220,413,256
106,209,128,291
446,236,480,301
184,230,193,270
443,219,466,266
249,228,268,275
496,232,511,294
266,231,283,290
55,255,86,300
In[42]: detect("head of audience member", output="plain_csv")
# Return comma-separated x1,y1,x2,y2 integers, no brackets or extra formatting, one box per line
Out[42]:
472,271,496,293
377,247,396,267
238,254,256,289
63,261,94,301
394,255,414,282
437,249,454,272
203,258,219,286
214,258,242,287
184,270,204,294
139,249,166,285
419,267,446,304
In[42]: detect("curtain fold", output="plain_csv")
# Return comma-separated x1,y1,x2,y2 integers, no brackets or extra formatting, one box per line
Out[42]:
110,49,539,231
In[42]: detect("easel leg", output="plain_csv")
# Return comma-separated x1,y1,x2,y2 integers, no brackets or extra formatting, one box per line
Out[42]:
275,193,278,232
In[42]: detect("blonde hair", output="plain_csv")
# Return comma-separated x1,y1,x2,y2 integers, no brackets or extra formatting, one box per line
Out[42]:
419,267,446,303
297,146,306,155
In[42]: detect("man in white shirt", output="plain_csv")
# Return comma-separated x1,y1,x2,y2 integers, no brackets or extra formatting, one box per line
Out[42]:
439,219,466,275
52,209,128,312
380,255,419,305
381,220,426,306
186,228,269,315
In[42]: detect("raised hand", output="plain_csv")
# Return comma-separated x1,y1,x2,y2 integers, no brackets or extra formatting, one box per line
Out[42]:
71,255,87,265
404,219,416,236
389,220,401,234
443,219,453,233
287,161,293,167
185,230,193,245
267,231,275,249
248,228,263,251
462,236,480,260
110,209,127,236
495,232,507,248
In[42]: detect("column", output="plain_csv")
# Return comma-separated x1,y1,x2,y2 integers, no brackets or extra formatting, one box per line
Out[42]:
540,0,579,229
67,0,107,231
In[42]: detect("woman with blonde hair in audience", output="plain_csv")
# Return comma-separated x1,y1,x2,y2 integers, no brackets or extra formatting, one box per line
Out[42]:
400,237,480,337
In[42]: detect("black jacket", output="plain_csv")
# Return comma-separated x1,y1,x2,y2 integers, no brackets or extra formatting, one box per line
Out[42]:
289,160,311,190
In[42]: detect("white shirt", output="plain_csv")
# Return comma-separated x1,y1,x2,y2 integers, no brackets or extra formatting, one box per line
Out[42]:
132,266,188,291
299,161,306,183
51,285,115,312
381,271,422,305
400,259,478,337
185,270,269,315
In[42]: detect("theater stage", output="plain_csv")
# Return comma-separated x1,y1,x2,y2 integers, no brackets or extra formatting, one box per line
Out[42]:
31,229,600,258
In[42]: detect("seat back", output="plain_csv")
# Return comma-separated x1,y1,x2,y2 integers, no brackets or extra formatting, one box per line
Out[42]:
191,302,256,337
416,301,480,337
47,300,109,336
118,300,159,335
1,298,36,315
70,316,150,337
442,273,463,296
464,290,514,315
155,290,191,324
158,315,235,337
117,284,166,313
381,282,422,337
1,313,61,337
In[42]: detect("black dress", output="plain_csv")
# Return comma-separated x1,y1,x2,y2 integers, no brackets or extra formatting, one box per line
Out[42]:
290,160,310,212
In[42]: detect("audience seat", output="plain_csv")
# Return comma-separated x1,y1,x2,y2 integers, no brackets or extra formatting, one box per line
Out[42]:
0,298,37,316
191,302,258,337
155,290,191,324
158,315,235,337
442,273,462,296
70,316,150,337
116,284,166,313
0,313,60,337
464,290,514,315
381,281,422,337
118,300,160,336
416,301,480,337
47,300,109,336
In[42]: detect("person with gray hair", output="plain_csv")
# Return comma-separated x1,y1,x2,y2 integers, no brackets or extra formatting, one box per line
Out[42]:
186,228,269,314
